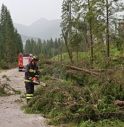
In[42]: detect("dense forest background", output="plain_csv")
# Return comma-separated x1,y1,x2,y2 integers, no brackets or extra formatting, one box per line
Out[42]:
0,4,23,68
0,0,124,68
24,0,124,68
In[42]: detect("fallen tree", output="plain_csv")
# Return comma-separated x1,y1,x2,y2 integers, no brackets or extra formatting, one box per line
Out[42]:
114,100,124,107
42,60,124,77
65,65,99,76
0,75,19,95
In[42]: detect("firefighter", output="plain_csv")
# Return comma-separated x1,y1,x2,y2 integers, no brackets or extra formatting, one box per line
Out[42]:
24,56,40,103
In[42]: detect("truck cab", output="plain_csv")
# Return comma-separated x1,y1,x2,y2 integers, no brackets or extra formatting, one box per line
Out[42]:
18,53,31,71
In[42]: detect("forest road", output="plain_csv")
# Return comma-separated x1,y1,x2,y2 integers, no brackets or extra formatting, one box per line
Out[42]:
0,68,50,127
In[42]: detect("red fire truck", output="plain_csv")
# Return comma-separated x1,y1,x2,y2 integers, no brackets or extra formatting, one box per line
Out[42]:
18,53,32,71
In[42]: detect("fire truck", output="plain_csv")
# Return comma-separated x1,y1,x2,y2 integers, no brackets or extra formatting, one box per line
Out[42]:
18,53,32,71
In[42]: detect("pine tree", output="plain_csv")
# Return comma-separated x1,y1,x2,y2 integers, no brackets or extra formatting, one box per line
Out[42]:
61,0,74,63
95,0,124,58
0,4,23,65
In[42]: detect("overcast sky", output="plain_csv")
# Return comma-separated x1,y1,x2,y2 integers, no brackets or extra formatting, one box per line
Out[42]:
0,0,124,25
0,0,62,25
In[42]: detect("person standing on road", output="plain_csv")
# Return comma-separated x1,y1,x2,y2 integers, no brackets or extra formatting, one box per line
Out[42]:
24,56,40,103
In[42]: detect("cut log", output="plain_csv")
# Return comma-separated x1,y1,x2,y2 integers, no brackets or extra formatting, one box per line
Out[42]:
114,100,124,107
65,65,99,76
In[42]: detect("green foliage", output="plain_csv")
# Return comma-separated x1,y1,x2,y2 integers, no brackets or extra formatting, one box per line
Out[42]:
101,83,124,101
24,81,86,124
0,60,9,69
22,1,124,126
79,120,124,127
24,38,64,59
52,43,123,69
23,63,124,125
61,0,124,64
0,87,6,96
24,79,123,124
0,4,23,67
52,52,90,64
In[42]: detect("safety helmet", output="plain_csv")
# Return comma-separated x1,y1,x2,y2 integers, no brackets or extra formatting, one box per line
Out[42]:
32,56,39,61
29,54,33,57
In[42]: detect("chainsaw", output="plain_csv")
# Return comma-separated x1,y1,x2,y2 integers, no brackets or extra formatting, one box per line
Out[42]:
32,76,40,85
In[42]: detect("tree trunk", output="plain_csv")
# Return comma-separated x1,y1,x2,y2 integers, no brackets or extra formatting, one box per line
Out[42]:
106,0,110,58
60,47,63,64
88,0,94,66
62,30,73,64
76,47,79,63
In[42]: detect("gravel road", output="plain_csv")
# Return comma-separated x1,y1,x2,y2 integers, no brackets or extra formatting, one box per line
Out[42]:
0,68,50,127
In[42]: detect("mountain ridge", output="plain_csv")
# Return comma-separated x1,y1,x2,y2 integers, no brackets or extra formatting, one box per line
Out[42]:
14,18,61,42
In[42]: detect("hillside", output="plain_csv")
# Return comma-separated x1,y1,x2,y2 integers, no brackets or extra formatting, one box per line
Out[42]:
14,18,61,41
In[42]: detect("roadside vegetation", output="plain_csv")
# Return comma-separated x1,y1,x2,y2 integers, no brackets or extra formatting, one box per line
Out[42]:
23,54,124,126
23,0,124,125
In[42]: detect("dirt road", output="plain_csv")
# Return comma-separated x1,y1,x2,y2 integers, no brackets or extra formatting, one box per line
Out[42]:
0,68,49,127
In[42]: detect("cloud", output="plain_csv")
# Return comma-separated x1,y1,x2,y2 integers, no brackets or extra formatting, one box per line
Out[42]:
0,0,62,25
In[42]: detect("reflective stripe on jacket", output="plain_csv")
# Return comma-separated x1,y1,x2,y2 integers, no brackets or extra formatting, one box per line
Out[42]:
26,94,33,99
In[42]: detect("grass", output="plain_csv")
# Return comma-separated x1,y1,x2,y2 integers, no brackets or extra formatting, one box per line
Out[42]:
52,44,124,69
52,52,90,61
78,119,124,127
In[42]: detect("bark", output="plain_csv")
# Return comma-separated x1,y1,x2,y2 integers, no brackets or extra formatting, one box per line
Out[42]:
106,0,110,58
65,65,99,76
62,30,73,64
88,0,94,66
114,100,124,107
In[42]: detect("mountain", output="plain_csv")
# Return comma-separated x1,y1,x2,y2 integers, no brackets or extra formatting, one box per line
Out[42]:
21,34,39,44
14,18,61,42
